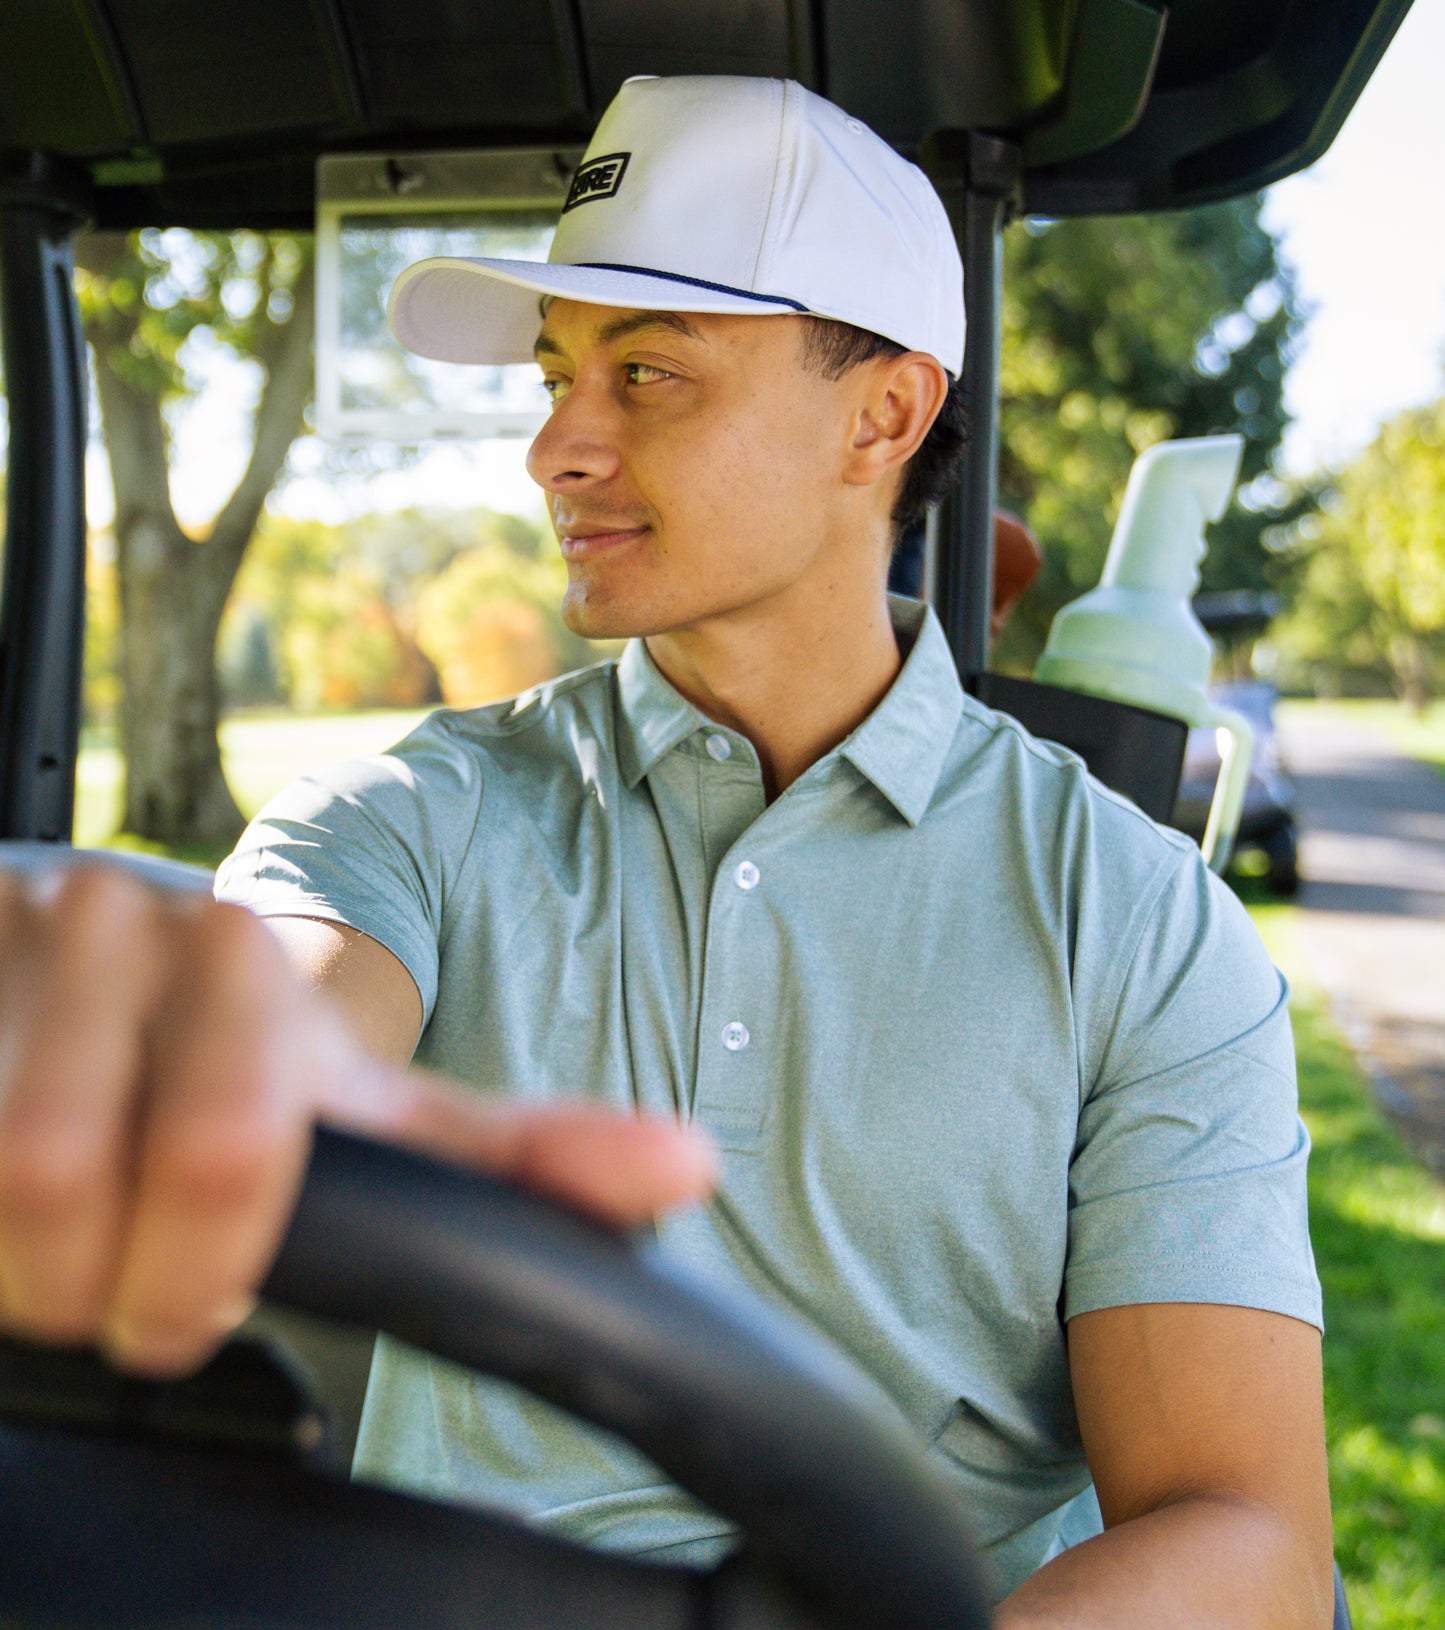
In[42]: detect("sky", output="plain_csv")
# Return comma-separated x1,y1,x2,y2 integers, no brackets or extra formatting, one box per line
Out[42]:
1261,0,1445,474
85,0,1445,531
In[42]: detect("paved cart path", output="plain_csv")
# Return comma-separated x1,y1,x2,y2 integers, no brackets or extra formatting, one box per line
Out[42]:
1277,709,1445,1174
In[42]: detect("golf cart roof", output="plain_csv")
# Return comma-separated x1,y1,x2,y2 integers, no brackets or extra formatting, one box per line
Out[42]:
0,0,1415,228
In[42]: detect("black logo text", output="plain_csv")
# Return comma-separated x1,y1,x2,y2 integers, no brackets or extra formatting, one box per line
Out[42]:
563,152,631,213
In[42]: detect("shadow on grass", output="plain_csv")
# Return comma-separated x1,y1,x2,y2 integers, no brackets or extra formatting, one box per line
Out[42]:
1292,994,1445,1629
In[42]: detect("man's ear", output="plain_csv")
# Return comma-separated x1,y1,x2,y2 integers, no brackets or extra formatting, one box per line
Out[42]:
840,353,949,490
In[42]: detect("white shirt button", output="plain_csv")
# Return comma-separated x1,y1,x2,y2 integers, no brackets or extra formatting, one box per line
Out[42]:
705,733,732,762
722,1021,751,1052
734,860,760,891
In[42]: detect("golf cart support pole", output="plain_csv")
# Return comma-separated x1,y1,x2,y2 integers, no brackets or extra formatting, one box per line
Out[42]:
926,134,1021,681
0,156,90,842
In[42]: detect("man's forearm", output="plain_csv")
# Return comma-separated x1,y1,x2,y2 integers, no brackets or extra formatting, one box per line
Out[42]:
993,1491,1334,1630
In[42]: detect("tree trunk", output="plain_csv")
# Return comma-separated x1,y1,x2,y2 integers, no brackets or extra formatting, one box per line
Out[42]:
117,511,245,846
79,233,315,849
1390,632,1434,716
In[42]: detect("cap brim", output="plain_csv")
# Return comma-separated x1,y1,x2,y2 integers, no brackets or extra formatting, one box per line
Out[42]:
388,257,804,365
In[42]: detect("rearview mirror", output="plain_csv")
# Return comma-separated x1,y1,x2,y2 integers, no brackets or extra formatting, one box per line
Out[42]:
315,150,580,442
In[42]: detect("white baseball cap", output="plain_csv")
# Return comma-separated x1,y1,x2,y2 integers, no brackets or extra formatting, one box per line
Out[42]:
388,75,965,374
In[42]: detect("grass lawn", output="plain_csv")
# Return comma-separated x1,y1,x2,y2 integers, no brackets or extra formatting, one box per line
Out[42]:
1277,698,1445,778
1252,900,1445,1629
76,707,433,859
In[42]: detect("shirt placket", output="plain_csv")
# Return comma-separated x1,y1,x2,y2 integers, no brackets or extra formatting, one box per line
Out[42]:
691,730,774,1153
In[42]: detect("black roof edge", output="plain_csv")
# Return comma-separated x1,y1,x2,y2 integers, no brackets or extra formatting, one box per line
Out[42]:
1020,0,1414,215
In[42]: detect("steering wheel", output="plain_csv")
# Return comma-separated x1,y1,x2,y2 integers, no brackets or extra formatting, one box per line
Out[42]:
0,849,993,1630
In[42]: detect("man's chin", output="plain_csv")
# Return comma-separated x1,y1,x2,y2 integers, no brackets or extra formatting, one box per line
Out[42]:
560,583,648,642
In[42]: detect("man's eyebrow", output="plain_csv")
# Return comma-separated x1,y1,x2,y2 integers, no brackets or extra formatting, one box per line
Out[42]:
597,310,706,346
532,309,706,362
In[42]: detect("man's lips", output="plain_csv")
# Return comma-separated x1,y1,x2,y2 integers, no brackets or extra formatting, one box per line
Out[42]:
557,524,649,562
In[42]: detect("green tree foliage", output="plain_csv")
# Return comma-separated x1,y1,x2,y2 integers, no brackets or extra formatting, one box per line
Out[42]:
79,231,309,404
996,198,1301,668
1274,399,1445,708
414,537,596,707
217,504,598,714
281,564,434,713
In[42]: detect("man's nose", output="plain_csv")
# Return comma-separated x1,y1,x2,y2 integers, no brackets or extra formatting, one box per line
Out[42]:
527,382,624,493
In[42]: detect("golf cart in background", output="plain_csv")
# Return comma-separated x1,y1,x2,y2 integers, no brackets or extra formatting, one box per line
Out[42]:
0,1,1415,1625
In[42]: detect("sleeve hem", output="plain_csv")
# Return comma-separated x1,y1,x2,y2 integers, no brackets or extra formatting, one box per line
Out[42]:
217,888,437,1028
1063,1264,1324,1334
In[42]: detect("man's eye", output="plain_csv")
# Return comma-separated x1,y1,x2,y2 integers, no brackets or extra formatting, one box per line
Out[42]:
625,363,672,385
541,376,569,402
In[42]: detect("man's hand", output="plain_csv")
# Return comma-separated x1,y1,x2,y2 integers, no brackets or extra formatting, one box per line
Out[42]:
0,865,715,1379
996,1301,1335,1630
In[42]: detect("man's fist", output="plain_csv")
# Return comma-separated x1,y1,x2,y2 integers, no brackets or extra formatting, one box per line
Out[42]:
0,864,714,1378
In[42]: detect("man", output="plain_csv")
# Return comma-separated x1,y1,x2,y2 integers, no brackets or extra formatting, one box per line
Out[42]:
0,75,1332,1626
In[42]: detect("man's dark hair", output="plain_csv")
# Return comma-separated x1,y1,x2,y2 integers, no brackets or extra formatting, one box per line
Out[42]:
798,316,968,539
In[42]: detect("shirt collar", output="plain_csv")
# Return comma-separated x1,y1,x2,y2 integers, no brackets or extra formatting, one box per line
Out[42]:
615,637,713,789
839,596,963,826
614,595,963,825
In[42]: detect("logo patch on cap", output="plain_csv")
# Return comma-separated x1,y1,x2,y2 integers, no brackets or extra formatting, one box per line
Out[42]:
563,152,631,213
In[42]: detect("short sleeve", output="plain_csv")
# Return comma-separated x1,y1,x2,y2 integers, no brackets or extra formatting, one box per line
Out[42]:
1064,853,1322,1331
213,713,484,1027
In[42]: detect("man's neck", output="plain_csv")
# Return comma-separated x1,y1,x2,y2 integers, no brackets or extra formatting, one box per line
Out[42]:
644,583,902,800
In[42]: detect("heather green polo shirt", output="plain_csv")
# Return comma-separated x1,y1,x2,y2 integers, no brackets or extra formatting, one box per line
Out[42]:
216,597,1319,1601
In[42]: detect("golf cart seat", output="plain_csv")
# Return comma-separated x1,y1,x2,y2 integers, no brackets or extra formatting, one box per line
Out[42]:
967,672,1189,825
